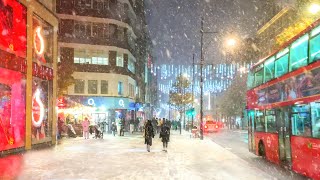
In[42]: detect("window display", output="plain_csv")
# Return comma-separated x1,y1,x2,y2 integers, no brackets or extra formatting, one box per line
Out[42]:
31,15,54,143
0,1,26,151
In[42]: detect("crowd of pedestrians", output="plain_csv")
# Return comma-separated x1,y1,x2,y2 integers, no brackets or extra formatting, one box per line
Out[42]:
58,115,175,153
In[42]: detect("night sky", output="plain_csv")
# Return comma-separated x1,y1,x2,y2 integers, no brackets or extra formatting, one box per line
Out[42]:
145,0,264,65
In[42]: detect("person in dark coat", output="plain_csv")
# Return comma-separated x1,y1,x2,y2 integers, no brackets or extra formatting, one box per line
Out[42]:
159,122,170,152
111,122,117,136
144,120,154,152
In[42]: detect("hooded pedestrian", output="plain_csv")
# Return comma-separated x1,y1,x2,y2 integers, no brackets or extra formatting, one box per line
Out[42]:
159,121,170,152
144,120,154,152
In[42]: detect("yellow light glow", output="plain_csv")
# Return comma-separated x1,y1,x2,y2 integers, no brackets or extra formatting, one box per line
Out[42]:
34,26,45,55
227,38,236,47
309,3,320,14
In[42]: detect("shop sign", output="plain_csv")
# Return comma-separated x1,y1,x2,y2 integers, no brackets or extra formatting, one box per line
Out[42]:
32,62,53,80
68,96,132,109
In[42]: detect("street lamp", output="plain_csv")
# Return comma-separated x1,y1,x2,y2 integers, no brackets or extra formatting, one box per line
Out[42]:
226,38,236,47
309,3,320,14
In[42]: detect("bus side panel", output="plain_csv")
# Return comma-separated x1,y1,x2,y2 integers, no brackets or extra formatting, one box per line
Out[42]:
255,132,280,164
291,136,320,180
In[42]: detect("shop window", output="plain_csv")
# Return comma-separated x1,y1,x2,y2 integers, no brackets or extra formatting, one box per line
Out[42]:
33,16,54,64
255,110,265,132
254,68,264,87
88,80,98,94
289,34,309,71
32,79,51,142
264,56,275,82
265,110,277,133
247,72,254,89
101,80,108,94
116,52,124,67
292,105,312,137
275,53,289,78
74,79,85,93
309,34,320,63
118,81,123,95
311,102,320,138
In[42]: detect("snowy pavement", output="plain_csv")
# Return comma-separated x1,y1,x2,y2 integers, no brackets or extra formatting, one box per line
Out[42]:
1,131,282,180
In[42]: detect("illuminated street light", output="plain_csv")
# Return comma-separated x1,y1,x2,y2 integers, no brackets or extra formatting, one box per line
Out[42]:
226,38,236,47
309,3,320,14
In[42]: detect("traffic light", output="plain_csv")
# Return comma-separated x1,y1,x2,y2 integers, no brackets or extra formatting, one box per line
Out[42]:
186,108,195,116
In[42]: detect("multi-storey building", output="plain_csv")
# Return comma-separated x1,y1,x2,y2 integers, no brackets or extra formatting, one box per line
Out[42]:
56,0,154,129
256,0,320,59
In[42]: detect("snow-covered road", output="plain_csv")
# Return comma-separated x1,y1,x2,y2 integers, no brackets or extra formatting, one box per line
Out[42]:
3,131,282,179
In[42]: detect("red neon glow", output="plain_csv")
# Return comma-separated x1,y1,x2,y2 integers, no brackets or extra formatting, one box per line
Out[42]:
0,0,27,58
0,67,26,151
34,26,44,56
32,89,45,127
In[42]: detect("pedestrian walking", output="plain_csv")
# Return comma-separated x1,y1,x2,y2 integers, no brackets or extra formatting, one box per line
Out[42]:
111,122,117,136
82,117,90,139
144,120,155,152
159,121,170,152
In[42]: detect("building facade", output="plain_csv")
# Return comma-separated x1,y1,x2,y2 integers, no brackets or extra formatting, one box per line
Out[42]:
0,0,58,154
256,0,320,59
56,0,153,129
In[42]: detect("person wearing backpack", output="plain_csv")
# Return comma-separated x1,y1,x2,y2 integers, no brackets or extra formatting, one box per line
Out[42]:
159,121,170,152
144,120,154,152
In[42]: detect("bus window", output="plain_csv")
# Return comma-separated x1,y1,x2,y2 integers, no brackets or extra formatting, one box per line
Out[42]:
289,34,309,71
264,56,275,82
265,110,277,133
255,110,265,132
254,69,264,87
247,71,254,89
275,54,289,78
311,102,320,138
309,33,320,63
291,104,311,137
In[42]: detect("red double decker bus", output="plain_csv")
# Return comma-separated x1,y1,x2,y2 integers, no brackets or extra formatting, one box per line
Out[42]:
246,19,320,179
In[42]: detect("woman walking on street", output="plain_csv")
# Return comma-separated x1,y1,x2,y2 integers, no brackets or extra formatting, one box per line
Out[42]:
82,117,90,139
144,120,154,152
160,121,170,152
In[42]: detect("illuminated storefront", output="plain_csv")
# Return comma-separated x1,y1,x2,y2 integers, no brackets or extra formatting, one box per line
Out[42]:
58,96,136,131
0,0,58,154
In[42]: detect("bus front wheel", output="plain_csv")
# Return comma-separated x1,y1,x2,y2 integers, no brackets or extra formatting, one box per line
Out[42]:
258,141,266,158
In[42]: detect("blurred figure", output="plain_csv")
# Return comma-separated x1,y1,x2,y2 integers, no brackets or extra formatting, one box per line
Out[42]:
111,122,117,136
159,121,170,152
144,120,155,152
57,117,64,139
82,117,90,139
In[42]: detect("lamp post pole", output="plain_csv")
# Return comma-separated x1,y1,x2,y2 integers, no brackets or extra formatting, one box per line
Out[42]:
200,18,204,140
191,53,195,130
199,17,218,140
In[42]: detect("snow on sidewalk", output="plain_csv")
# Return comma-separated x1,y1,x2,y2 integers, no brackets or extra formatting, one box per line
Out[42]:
17,131,273,180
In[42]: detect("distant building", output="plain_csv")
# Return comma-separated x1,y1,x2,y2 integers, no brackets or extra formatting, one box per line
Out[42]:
56,0,154,129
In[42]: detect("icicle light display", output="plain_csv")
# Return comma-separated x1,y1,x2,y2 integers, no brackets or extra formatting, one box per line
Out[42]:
153,63,253,113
